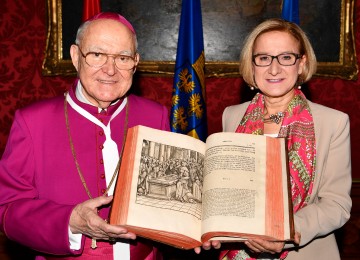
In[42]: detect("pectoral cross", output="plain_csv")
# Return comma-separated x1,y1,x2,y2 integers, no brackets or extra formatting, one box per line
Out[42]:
91,238,97,249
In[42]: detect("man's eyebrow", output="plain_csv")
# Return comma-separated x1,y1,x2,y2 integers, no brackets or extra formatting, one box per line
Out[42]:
119,50,133,56
85,48,134,56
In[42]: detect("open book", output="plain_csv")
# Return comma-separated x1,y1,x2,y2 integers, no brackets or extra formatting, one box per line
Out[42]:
109,125,294,249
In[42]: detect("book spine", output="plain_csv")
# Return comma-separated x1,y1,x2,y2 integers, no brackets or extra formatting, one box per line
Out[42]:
109,126,139,225
265,137,285,240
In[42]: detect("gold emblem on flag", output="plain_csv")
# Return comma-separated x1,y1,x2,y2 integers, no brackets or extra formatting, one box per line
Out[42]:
177,68,195,93
172,107,188,131
189,93,204,119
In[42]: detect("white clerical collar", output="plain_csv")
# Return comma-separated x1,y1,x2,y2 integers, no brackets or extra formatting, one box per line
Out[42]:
75,81,120,113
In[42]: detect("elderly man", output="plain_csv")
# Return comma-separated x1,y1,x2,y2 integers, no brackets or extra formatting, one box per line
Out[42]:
0,12,169,259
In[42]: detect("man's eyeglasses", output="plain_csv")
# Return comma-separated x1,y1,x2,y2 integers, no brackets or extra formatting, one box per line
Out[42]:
252,53,302,67
77,45,137,70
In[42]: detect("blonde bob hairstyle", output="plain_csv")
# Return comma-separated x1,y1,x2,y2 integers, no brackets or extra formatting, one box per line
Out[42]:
239,18,317,88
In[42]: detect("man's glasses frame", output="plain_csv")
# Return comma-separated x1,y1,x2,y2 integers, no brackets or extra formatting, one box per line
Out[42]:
76,45,137,70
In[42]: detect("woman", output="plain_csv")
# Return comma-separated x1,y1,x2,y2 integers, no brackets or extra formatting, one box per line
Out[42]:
221,18,352,260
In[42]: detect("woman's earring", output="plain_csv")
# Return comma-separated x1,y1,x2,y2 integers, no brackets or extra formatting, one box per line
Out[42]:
249,84,256,90
296,77,303,90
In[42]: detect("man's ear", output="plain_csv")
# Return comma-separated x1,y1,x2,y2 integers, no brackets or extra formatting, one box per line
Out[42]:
70,44,79,71
133,53,140,73
134,53,140,66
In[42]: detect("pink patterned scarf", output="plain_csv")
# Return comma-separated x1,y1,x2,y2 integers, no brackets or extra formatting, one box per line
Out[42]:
220,89,316,260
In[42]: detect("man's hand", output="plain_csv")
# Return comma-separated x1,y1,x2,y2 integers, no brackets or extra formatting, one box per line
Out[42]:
69,195,136,241
194,240,221,254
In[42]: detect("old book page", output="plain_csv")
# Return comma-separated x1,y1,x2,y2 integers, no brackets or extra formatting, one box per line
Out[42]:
201,133,291,241
110,125,206,248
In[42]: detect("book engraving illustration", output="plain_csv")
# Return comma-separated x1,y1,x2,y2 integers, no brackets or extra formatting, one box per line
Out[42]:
135,139,203,220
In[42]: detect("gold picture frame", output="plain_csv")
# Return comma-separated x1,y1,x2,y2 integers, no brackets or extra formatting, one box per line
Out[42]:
42,0,358,80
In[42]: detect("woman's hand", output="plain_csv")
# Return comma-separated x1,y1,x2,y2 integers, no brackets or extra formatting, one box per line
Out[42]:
244,239,284,254
244,232,301,254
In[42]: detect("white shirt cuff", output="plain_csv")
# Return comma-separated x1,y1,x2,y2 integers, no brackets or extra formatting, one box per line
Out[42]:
68,226,82,250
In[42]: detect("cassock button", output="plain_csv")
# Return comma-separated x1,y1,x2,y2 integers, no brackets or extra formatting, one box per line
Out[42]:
99,131,104,136
99,144,104,149
100,174,105,179
100,159,104,164
101,189,106,194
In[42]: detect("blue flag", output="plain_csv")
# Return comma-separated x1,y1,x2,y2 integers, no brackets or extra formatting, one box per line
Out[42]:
281,0,300,24
171,0,207,141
